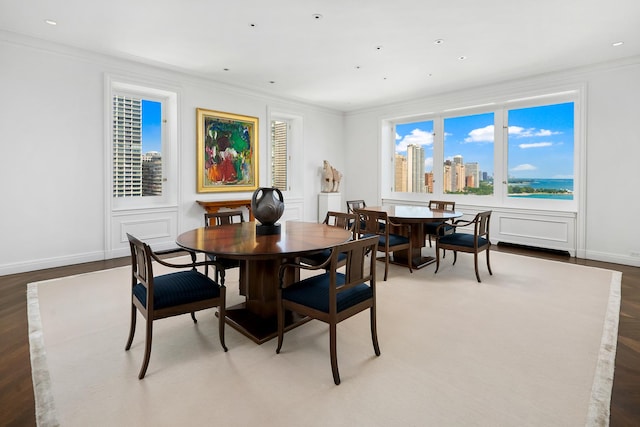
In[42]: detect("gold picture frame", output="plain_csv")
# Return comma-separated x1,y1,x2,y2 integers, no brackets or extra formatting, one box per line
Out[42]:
196,108,259,193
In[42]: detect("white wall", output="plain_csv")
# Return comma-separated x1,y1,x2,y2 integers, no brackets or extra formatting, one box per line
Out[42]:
0,32,344,275
344,57,640,267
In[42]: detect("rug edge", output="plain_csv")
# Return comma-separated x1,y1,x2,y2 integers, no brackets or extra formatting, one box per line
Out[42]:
585,270,622,427
27,282,60,427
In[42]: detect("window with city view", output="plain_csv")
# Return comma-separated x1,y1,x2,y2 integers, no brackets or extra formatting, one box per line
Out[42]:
507,102,574,200
394,120,434,193
443,112,494,195
389,93,577,205
112,96,162,198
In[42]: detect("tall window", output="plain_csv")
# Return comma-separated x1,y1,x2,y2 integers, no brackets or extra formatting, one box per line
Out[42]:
271,120,288,190
394,120,434,193
506,102,574,200
443,112,494,195
385,90,578,208
112,96,163,197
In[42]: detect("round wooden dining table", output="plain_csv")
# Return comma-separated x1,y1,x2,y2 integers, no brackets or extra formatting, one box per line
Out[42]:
176,221,351,344
362,205,463,269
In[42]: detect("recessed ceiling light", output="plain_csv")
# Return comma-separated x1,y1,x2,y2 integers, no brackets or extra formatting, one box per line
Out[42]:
44,19,57,26
223,68,229,71
269,81,276,84
355,66,361,69
458,56,467,60
612,41,624,47
249,23,256,28
434,39,444,45
375,46,383,51
312,13,323,20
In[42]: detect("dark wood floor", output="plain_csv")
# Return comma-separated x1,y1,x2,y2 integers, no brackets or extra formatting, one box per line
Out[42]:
1,246,639,426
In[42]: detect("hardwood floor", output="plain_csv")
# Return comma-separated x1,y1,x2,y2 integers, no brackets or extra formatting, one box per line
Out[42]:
1,246,639,426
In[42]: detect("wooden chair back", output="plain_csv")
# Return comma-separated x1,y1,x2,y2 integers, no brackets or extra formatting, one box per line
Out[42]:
346,199,366,213
205,210,245,226
428,200,456,211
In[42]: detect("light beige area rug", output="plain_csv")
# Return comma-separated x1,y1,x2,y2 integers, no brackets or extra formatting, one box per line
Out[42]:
28,251,620,427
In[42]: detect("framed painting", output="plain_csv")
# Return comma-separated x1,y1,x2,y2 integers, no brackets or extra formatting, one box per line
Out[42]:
196,108,259,193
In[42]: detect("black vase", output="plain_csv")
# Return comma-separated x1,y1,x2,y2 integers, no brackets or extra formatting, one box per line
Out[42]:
251,187,284,234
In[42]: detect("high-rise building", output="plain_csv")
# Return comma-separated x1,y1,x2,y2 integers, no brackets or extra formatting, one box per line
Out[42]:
142,151,163,196
407,144,425,192
395,153,408,192
112,95,142,197
465,162,480,188
425,172,433,193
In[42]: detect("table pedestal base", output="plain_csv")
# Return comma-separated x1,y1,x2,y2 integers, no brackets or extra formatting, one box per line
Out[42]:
381,250,436,270
221,303,311,344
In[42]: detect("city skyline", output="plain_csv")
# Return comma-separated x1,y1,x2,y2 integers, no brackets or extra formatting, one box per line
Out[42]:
395,102,574,180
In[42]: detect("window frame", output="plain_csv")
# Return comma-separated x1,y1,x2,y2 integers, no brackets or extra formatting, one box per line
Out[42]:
107,79,178,211
383,88,582,213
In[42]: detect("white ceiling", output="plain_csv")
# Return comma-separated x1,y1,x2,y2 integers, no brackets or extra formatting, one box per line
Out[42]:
1,0,639,111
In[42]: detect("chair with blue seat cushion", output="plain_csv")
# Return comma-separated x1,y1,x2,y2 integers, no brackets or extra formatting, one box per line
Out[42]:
276,235,380,385
125,233,227,379
204,210,244,283
355,208,412,281
424,200,456,248
300,211,357,269
434,210,493,283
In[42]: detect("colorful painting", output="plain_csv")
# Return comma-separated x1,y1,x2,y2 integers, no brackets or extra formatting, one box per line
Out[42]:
196,108,259,193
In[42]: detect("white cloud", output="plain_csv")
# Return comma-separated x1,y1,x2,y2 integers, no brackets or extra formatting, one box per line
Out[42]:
509,126,561,138
518,142,552,149
396,129,433,151
511,164,537,171
464,125,494,143
535,129,559,137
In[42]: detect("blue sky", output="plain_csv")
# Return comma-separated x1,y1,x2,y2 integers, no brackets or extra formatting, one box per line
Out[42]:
141,99,162,153
395,102,574,179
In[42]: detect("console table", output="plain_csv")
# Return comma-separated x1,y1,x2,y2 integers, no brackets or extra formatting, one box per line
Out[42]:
196,199,254,221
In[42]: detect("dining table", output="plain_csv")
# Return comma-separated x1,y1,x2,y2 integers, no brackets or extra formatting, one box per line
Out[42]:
362,205,463,269
176,221,352,344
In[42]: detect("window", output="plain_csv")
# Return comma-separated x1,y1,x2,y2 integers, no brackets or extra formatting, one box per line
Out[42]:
443,112,494,195
271,120,288,190
109,80,177,210
506,102,574,200
112,96,162,197
385,90,578,209
394,120,434,193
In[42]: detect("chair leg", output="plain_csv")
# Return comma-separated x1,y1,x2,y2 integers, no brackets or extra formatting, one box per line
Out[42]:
383,252,389,281
191,312,197,323
474,253,481,283
452,251,458,265
434,246,441,274
125,304,137,351
330,323,340,385
370,306,381,356
276,293,284,354
486,248,493,276
218,287,227,352
138,318,153,379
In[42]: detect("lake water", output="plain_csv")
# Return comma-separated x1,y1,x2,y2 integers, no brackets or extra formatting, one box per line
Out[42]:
508,178,574,200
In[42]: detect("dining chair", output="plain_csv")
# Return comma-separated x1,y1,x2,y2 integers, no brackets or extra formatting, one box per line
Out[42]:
434,210,493,282
299,211,357,269
125,233,227,379
204,210,245,282
356,208,412,281
346,199,366,213
424,200,456,248
276,235,380,385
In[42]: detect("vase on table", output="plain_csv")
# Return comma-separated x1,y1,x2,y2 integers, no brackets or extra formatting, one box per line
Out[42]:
251,187,284,235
